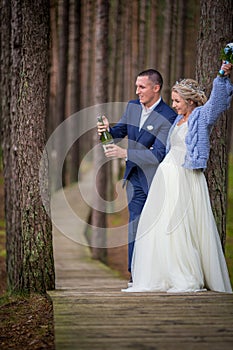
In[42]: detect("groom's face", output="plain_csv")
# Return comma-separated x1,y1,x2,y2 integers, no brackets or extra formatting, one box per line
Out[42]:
135,76,160,108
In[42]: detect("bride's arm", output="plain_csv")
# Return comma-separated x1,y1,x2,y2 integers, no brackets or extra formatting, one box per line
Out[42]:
202,63,233,126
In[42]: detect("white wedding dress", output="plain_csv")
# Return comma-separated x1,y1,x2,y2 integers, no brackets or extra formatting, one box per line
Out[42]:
123,122,232,293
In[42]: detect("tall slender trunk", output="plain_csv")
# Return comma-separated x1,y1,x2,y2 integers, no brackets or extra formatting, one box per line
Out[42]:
91,0,109,262
53,0,69,190
160,0,173,102
66,0,81,184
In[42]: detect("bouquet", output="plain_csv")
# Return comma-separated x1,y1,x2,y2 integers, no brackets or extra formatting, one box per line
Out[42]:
219,42,233,76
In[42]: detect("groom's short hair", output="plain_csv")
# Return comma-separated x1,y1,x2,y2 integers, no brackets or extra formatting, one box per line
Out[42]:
138,69,163,90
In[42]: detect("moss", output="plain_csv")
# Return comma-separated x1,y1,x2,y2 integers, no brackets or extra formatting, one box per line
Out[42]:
0,250,6,258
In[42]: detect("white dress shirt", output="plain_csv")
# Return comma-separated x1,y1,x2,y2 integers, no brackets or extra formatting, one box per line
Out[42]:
139,97,161,131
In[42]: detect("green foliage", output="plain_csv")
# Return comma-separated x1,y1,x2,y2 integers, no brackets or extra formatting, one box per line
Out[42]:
220,45,233,64
226,153,233,285
0,249,6,258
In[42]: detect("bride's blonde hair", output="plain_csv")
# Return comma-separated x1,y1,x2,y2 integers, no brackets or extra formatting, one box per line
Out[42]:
172,79,207,106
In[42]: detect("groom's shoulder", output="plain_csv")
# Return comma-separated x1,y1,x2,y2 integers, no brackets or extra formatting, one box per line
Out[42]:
128,99,140,105
158,99,173,112
157,99,177,120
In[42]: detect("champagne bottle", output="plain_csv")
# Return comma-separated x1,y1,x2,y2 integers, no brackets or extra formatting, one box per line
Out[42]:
97,116,114,151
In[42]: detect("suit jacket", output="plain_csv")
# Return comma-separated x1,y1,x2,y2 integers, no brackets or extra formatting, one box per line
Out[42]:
110,99,177,194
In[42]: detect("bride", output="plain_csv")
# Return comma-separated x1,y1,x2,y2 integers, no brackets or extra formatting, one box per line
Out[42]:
122,62,233,293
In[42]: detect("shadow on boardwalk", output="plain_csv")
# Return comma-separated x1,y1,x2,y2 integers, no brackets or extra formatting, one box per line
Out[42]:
48,176,233,350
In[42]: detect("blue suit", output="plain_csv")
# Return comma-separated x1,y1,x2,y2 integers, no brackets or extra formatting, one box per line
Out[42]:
110,99,177,272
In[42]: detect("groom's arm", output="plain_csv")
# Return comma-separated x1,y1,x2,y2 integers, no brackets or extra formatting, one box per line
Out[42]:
127,124,170,167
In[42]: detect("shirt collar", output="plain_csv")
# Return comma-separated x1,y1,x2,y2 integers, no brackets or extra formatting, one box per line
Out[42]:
141,97,161,112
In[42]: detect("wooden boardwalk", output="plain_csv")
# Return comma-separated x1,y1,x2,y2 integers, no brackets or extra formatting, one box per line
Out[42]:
48,180,233,350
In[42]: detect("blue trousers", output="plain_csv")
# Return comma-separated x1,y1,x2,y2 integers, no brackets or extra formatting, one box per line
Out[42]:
126,169,147,273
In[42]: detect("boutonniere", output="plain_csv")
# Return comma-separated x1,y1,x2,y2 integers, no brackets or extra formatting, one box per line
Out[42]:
147,125,153,131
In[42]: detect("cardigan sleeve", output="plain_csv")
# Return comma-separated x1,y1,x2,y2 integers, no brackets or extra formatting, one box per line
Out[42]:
202,76,233,126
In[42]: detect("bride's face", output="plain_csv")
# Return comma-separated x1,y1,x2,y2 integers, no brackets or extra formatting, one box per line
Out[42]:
171,91,194,118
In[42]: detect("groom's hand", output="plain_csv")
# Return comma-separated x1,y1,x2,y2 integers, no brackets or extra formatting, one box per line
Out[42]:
104,144,127,159
97,115,110,135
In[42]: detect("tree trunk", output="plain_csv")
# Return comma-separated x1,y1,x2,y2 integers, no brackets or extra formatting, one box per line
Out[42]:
0,0,17,290
160,0,173,102
47,0,58,139
57,0,69,126
148,0,158,68
53,0,69,190
91,0,109,262
65,0,81,185
175,0,185,81
229,107,233,153
1,0,55,293
80,0,95,109
196,0,233,248
184,0,200,78
123,2,132,102
112,0,125,102
138,0,147,70
131,0,139,91
78,0,95,162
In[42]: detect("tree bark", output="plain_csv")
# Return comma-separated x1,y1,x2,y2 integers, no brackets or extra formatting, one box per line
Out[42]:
175,0,185,81
123,2,132,101
131,0,139,90
78,0,95,162
91,0,109,262
52,0,69,190
47,0,58,139
1,0,55,293
148,0,158,68
183,0,200,78
196,0,233,248
160,0,174,102
65,0,81,185
138,0,147,70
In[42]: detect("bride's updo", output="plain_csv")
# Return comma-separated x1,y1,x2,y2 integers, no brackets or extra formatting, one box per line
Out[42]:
172,79,207,106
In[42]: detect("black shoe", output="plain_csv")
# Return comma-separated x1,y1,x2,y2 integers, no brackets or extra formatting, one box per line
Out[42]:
128,276,133,288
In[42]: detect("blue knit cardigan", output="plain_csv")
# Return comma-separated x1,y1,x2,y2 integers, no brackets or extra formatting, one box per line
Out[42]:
166,76,233,170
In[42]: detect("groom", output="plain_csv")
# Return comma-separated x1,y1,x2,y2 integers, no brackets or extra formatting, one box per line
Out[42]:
97,69,177,286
